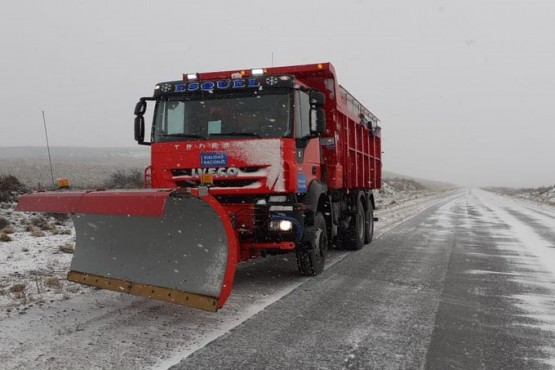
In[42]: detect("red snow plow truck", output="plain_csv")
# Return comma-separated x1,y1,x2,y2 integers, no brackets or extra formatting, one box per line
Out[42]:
17,63,382,311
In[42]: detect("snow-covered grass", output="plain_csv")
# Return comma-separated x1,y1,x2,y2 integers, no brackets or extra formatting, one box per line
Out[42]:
488,184,555,206
0,201,89,316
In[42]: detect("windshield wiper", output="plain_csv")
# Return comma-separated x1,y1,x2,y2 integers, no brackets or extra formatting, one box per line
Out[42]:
162,133,204,139
209,132,260,137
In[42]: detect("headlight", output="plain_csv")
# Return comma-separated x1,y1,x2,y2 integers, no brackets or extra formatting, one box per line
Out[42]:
269,220,293,232
278,220,293,231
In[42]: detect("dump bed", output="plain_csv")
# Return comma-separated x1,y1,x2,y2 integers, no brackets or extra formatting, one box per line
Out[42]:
333,85,381,190
285,63,382,191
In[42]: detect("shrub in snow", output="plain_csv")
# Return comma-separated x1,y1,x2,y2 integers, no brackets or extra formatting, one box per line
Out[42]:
385,177,426,191
51,225,72,235
44,276,62,289
2,225,15,234
104,168,143,189
0,216,9,229
31,229,46,237
0,232,12,242
59,242,75,254
26,225,46,237
30,216,52,231
46,212,70,224
542,185,555,203
0,174,26,202
9,283,26,293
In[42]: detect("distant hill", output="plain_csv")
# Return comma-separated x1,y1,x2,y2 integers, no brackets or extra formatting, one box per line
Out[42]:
383,170,458,191
486,185,555,205
1,146,456,191
0,146,149,188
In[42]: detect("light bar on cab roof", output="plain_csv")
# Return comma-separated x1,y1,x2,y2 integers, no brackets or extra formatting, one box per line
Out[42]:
186,73,199,81
251,68,264,76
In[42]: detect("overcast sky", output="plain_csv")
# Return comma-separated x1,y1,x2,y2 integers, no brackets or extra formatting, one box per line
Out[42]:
1,0,554,187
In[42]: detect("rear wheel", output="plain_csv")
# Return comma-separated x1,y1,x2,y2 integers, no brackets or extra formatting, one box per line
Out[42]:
296,212,328,276
364,204,374,244
337,197,365,250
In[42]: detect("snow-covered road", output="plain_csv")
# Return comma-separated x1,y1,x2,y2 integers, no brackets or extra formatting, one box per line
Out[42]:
0,190,452,370
170,189,555,369
424,189,555,369
167,190,555,370
1,188,554,369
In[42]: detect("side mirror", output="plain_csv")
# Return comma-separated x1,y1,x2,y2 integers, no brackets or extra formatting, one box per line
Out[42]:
134,116,145,143
309,91,325,106
134,99,152,145
309,90,326,135
134,100,146,116
310,108,326,135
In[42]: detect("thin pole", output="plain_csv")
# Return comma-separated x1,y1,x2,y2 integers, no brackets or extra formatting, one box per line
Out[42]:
271,52,274,67
42,110,56,188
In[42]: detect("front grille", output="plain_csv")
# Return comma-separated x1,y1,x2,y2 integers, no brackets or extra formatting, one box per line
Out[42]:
175,179,259,188
227,204,269,242
171,167,262,177
172,166,263,188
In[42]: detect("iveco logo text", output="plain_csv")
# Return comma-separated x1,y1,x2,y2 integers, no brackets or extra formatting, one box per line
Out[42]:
191,167,239,177
174,78,260,93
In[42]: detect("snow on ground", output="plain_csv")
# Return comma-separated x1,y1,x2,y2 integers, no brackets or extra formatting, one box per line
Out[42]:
4,185,552,369
411,189,555,367
470,189,555,366
490,185,555,206
517,186,555,205
0,183,448,369
477,190,555,277
0,202,92,317
0,182,442,317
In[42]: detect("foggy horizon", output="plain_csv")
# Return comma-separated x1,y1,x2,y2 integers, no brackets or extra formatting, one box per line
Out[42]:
1,0,554,188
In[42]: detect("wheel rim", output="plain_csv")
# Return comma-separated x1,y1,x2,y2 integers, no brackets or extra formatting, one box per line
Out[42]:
319,227,328,257
357,208,365,242
366,208,373,241
314,229,322,259
311,215,327,270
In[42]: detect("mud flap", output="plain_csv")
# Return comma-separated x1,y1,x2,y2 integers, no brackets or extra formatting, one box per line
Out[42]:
16,189,238,311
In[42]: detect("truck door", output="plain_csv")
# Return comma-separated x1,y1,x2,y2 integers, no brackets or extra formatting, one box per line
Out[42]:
294,90,322,193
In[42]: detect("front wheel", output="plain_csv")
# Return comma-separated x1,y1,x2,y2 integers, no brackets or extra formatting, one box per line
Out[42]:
296,212,328,276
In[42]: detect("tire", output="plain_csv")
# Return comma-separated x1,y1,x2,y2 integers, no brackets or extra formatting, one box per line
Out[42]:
364,203,374,244
337,197,365,250
296,212,328,276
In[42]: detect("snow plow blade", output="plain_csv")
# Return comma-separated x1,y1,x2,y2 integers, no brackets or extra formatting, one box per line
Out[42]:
16,189,238,312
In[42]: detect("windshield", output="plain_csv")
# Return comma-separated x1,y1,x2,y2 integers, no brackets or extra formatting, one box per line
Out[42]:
152,90,292,142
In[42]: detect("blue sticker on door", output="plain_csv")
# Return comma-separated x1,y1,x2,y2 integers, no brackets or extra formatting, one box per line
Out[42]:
297,174,307,192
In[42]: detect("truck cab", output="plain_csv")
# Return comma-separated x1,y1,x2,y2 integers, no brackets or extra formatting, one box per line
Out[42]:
134,63,380,276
